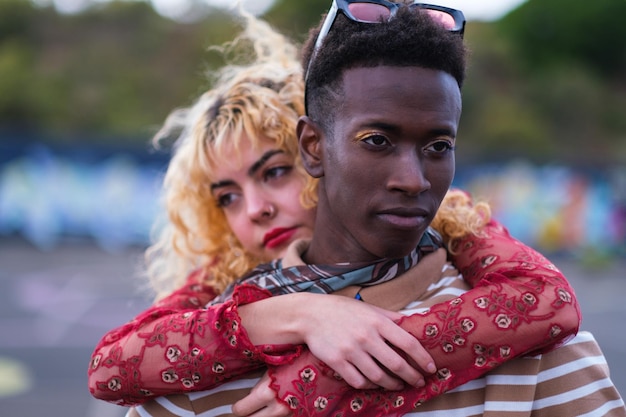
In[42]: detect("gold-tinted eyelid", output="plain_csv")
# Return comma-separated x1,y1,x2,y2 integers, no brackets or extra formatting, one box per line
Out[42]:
354,130,384,143
430,138,454,146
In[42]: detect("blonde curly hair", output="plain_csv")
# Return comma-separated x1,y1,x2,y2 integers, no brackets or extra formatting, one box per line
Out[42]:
431,189,492,252
145,12,491,301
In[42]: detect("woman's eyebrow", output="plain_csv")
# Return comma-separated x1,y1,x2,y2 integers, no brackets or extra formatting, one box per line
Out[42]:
210,149,286,192
247,149,284,176
210,179,234,192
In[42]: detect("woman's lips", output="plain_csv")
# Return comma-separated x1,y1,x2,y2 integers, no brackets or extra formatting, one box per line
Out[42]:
263,227,298,249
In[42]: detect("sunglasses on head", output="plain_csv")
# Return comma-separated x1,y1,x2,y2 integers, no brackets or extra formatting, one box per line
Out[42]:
305,0,466,84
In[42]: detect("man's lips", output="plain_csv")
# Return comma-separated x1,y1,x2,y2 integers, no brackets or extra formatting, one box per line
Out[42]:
263,227,298,249
377,207,430,229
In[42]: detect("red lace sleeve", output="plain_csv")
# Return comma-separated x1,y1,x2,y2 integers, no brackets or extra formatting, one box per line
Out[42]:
267,219,581,416
87,274,301,406
151,269,218,310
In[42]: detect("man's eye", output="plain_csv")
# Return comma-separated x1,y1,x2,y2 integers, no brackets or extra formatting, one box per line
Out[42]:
362,134,390,147
425,141,455,154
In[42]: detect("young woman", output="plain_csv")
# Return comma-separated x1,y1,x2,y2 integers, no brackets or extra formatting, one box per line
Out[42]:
87,8,585,417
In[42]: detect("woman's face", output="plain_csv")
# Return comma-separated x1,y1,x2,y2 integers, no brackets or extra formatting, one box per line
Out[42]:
210,136,316,261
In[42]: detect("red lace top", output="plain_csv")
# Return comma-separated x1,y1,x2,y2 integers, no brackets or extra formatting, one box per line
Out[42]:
88,220,581,408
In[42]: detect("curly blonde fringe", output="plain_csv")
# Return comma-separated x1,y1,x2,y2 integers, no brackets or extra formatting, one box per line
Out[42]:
145,11,316,300
431,189,492,252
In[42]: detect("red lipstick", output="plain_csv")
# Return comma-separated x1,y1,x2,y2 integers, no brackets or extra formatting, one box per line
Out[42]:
263,227,298,249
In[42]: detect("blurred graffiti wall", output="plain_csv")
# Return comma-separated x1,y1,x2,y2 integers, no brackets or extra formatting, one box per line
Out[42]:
1,144,624,259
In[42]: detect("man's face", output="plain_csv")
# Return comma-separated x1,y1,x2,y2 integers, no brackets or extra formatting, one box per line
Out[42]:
302,65,461,263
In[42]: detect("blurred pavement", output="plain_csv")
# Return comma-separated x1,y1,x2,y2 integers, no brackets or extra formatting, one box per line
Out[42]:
0,239,624,416
0,239,150,417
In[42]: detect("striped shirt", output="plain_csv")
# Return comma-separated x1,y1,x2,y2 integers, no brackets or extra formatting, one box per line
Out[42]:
125,264,625,417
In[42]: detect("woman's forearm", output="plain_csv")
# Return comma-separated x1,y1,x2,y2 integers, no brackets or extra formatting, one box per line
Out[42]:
87,281,300,405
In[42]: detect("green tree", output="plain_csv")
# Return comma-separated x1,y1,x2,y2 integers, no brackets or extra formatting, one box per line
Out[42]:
264,0,328,42
0,0,622,166
498,0,626,77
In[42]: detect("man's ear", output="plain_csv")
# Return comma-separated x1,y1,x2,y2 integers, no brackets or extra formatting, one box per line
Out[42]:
297,116,324,178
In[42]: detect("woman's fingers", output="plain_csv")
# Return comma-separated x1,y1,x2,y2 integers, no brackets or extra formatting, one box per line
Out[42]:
320,327,426,390
329,354,390,390
347,354,406,390
353,339,428,389
232,372,291,417
381,323,437,375
366,304,437,377
301,295,436,390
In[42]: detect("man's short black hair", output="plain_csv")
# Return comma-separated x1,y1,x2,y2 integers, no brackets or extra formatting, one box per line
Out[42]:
302,6,467,131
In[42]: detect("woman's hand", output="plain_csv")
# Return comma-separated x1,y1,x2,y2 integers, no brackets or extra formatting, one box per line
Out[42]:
240,293,435,391
302,295,435,390
232,372,291,417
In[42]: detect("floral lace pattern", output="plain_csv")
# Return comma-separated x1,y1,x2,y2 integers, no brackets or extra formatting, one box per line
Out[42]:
88,273,293,404
88,220,580,414
266,221,581,416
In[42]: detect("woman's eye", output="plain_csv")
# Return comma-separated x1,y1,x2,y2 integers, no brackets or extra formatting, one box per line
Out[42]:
362,134,390,147
264,165,292,180
216,193,237,208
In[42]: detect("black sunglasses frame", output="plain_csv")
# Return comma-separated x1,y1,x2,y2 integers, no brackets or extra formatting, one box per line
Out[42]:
304,0,466,114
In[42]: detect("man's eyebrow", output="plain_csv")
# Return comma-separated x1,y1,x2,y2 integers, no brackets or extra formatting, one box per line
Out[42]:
365,122,455,137
363,121,398,133
429,128,456,138
248,149,284,176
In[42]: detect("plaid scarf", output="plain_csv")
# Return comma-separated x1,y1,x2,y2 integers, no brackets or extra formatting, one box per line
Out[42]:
211,228,443,305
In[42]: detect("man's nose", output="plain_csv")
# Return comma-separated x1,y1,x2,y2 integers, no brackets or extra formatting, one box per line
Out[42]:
386,151,431,195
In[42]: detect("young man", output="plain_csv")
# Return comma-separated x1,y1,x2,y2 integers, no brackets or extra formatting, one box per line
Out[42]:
231,2,625,416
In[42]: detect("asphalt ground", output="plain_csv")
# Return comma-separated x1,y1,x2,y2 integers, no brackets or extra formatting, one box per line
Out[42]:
0,238,624,417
